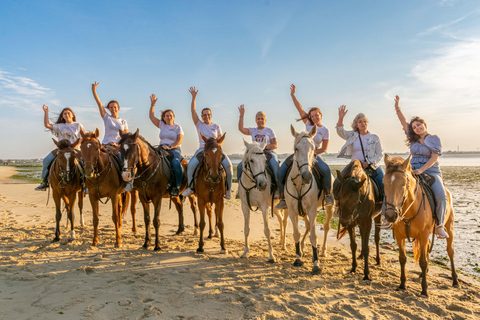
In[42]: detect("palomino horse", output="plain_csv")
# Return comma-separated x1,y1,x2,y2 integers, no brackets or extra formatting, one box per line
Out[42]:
335,159,382,280
383,154,458,297
49,138,84,241
195,133,228,254
238,139,289,262
80,128,131,247
285,125,334,275
119,129,198,250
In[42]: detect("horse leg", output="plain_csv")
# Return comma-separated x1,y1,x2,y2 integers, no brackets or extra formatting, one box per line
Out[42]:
360,221,372,280
445,203,459,288
301,215,311,257
172,196,185,235
206,203,214,239
53,191,62,242
418,235,430,297
67,192,77,241
273,206,288,250
348,226,357,273
240,201,251,258
321,203,333,257
153,198,162,251
141,200,151,249
309,208,320,275
374,214,381,265
77,190,85,228
197,199,206,253
397,237,407,291
216,200,227,254
130,190,138,235
288,210,303,266
122,191,130,224
261,204,275,263
111,194,122,248
90,197,99,246
189,195,199,236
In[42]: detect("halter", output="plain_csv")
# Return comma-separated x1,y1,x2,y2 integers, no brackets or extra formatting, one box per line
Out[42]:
83,144,114,204
239,152,268,212
51,156,78,188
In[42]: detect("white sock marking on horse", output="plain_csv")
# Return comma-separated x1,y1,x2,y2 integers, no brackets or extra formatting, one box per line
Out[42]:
212,148,217,154
64,152,71,172
123,144,129,151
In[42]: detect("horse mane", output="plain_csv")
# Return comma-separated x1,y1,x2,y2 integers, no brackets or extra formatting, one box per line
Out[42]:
118,132,155,152
242,142,263,162
339,160,366,194
57,139,71,150
204,137,219,151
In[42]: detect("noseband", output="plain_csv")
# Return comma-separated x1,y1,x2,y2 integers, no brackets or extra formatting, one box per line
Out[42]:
384,169,417,220
239,152,268,212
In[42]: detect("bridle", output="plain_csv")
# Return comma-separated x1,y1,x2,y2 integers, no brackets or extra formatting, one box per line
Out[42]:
384,169,418,220
239,151,267,212
51,151,79,188
338,176,371,225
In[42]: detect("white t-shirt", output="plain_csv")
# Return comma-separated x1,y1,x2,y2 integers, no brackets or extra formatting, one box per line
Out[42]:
248,127,276,145
52,123,85,146
102,113,128,145
352,132,371,162
159,122,184,146
306,124,329,148
195,121,222,148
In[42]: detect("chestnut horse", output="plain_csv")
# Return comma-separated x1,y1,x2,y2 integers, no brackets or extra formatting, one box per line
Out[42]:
49,138,84,242
195,133,228,254
383,154,458,297
80,128,131,247
335,159,382,280
119,129,198,251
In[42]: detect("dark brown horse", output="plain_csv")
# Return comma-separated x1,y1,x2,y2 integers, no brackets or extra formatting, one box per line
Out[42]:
195,133,227,253
80,128,130,247
49,138,84,242
384,154,458,297
119,129,198,251
335,159,382,280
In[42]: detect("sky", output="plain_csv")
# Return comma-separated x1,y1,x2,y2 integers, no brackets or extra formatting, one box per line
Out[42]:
1,0,479,159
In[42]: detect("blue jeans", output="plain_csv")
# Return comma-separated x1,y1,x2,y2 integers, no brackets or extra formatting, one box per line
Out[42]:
237,150,279,184
41,152,56,180
163,146,183,188
187,147,233,191
412,164,447,226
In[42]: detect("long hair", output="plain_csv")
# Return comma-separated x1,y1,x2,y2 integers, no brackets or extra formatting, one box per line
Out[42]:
161,109,174,124
406,116,426,147
55,108,76,124
296,107,322,126
351,113,368,131
107,100,120,110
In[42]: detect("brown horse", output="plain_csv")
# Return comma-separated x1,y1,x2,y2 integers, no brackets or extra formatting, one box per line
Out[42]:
118,129,198,250
49,138,84,242
335,159,382,280
383,154,458,297
80,128,130,247
195,133,227,254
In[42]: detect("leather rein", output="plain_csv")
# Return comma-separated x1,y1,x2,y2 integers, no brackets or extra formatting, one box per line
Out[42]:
239,152,268,213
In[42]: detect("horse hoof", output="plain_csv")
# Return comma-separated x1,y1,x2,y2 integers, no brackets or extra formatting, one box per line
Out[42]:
220,249,228,254
52,238,60,243
207,235,213,239
363,275,372,281
420,293,429,298
320,252,327,258
154,246,161,251
142,243,149,249
197,248,204,253
397,286,406,291
453,283,460,288
268,258,276,264
311,266,321,275
293,259,304,267
115,243,121,248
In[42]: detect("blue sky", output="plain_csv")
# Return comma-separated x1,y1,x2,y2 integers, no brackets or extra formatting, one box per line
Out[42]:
1,0,479,158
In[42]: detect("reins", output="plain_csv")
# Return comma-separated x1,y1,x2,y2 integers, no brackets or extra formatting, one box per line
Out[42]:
84,148,114,205
239,152,268,213
285,157,313,217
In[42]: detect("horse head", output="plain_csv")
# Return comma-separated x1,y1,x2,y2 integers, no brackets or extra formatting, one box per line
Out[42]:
383,154,413,224
53,138,80,184
242,139,268,190
335,160,368,226
201,133,226,184
79,128,102,179
118,129,140,182
290,124,316,184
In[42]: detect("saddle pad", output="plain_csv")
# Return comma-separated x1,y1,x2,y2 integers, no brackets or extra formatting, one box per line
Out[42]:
418,176,437,223
369,176,382,203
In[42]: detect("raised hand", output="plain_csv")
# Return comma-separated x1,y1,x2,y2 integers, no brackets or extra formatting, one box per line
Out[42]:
290,84,296,96
394,95,400,110
150,94,158,106
338,105,348,119
189,86,198,99
42,104,49,112
92,82,99,91
238,104,245,116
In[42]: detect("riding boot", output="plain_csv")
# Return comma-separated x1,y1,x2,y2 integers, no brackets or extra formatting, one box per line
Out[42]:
275,193,288,210
35,176,49,191
324,189,334,206
225,189,231,200
435,225,449,239
170,186,180,197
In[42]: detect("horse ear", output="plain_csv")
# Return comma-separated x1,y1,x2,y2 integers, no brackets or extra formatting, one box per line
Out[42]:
95,128,99,139
134,128,139,140
243,138,249,148
308,125,317,138
71,138,81,149
384,153,391,166
201,133,208,143
52,138,59,147
80,127,85,138
119,128,126,136
217,133,226,145
336,170,344,183
290,124,298,137
356,179,366,189
402,154,412,171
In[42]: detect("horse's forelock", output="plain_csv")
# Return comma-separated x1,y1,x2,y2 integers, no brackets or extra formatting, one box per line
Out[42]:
204,137,220,151
293,132,311,147
243,142,263,162
385,157,406,174
57,139,71,150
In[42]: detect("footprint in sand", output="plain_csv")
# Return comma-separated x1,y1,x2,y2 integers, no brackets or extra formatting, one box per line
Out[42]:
117,299,131,306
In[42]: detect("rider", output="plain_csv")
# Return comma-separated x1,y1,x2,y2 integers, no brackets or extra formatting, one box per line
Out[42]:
237,105,279,192
149,94,184,197
91,82,130,189
393,95,449,239
276,84,333,210
35,105,85,191
181,87,233,199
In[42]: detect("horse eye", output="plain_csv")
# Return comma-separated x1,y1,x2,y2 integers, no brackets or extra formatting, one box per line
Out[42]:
250,159,254,163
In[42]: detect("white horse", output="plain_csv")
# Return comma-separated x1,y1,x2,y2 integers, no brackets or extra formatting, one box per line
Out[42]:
285,125,334,274
239,139,288,262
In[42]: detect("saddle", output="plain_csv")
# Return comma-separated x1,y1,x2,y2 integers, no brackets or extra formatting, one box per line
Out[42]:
417,173,437,223
155,147,182,193
366,174,382,204
282,154,324,199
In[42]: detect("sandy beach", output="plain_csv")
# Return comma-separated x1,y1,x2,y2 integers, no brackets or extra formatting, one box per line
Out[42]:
1,166,480,320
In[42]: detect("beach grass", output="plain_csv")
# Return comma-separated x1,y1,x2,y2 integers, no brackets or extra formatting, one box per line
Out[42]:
8,165,42,184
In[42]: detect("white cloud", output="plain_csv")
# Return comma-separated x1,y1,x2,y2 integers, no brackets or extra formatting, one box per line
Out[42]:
0,70,51,97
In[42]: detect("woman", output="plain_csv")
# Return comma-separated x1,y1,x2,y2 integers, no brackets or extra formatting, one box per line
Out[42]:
237,105,279,186
35,105,84,191
393,95,449,239
149,94,184,196
181,87,233,199
276,84,333,210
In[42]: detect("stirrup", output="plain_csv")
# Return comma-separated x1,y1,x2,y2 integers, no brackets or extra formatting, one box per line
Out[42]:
435,225,449,239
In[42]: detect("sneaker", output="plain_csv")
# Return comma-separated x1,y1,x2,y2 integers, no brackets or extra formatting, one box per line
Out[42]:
84,188,89,196
182,188,194,197
275,199,288,210
325,194,334,205
170,187,180,197
35,181,48,191
274,190,280,199
380,218,392,230
225,190,231,200
124,182,133,192
435,225,449,239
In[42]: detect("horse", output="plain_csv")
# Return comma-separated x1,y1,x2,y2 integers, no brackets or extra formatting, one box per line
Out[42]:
335,159,382,280
285,125,334,275
119,129,198,251
383,154,458,297
49,138,84,242
194,133,228,254
238,139,289,262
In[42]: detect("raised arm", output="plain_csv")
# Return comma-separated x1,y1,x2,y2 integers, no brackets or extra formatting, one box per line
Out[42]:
290,84,307,123
394,95,409,132
336,105,348,128
91,82,106,118
237,104,250,135
189,87,200,125
149,94,160,128
43,104,53,130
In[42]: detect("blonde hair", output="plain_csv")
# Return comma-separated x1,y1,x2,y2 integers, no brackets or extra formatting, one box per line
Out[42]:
256,111,267,119
351,113,369,131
